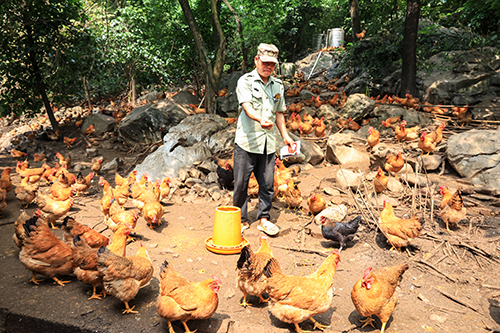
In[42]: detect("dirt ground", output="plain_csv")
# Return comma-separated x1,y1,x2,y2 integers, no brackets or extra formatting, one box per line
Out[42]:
1,122,500,333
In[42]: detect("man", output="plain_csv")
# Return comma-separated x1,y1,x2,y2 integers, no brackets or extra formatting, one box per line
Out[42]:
233,43,293,236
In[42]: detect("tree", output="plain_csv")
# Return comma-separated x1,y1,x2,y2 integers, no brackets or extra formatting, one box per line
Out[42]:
400,0,420,97
0,0,87,132
349,0,361,40
178,0,225,113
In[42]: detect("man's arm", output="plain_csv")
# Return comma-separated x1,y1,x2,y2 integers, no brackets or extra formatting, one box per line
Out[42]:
241,102,273,130
275,112,293,146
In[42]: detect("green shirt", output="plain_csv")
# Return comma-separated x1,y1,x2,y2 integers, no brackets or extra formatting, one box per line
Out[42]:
235,69,286,154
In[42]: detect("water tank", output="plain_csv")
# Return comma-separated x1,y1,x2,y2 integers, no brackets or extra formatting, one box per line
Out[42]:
326,28,344,48
280,63,296,78
313,33,325,51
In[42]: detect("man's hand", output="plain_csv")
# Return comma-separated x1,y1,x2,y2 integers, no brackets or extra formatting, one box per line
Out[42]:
282,134,294,147
260,118,273,130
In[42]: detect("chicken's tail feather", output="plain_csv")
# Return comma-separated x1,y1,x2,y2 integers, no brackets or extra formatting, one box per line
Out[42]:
236,245,252,270
23,216,39,237
263,257,281,278
160,260,170,273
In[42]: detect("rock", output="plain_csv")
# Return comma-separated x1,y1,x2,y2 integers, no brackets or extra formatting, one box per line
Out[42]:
206,125,235,154
73,164,86,172
205,171,218,184
178,169,189,182
401,174,428,187
313,204,348,225
335,169,362,190
137,90,163,104
102,158,121,173
373,104,432,128
447,130,500,191
215,71,245,116
387,177,404,193
198,160,217,174
339,93,376,120
421,154,443,171
325,132,370,167
370,194,399,208
86,148,98,157
295,52,334,80
82,114,116,136
187,168,203,179
184,178,203,188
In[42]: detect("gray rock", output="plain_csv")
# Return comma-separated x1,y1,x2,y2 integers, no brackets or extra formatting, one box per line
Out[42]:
339,93,376,120
421,155,443,171
205,171,218,184
325,132,370,167
387,177,404,193
178,169,189,182
335,169,362,190
82,114,116,136
86,148,98,157
102,158,121,173
206,125,235,154
73,164,86,172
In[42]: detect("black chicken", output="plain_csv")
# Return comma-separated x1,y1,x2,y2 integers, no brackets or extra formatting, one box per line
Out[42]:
320,215,361,249
216,163,234,190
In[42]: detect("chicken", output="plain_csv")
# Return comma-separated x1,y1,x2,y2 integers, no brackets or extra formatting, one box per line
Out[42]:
15,175,40,208
115,170,136,187
112,110,127,123
75,115,84,128
313,117,326,137
337,117,349,129
74,172,93,196
236,236,273,307
0,167,13,193
307,192,327,215
422,102,447,114
347,118,361,131
298,121,313,136
157,260,221,333
91,157,103,175
13,210,37,248
19,215,75,286
338,90,347,108
189,103,206,114
56,152,72,169
427,122,446,145
159,177,171,201
384,152,404,177
381,115,402,130
34,153,47,162
130,181,160,208
320,215,360,249
418,132,437,155
41,165,56,184
217,85,228,97
16,161,48,178
71,224,131,300
439,186,467,233
62,216,109,249
97,243,154,314
286,112,299,133
355,29,366,39
375,94,388,106
399,120,420,141
374,167,388,193
107,206,139,233
83,124,95,136
216,163,234,190
284,178,302,209
367,126,380,149
113,181,130,206
264,250,341,333
379,199,422,251
453,105,473,126
100,177,114,217
327,94,339,107
141,201,164,229
63,136,77,147
248,172,259,198
351,263,409,333
11,148,27,159
36,193,74,229
53,167,76,186
303,111,314,124
0,188,6,216
49,181,76,201
394,122,407,142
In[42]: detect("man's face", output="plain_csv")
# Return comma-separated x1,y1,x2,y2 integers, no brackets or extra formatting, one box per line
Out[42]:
255,57,276,78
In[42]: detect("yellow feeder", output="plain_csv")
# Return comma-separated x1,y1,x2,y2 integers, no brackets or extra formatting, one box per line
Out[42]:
205,206,248,254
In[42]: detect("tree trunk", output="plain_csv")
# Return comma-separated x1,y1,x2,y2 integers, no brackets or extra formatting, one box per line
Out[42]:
130,74,137,106
400,0,420,97
349,0,361,41
23,13,59,134
178,0,225,114
221,0,246,72
83,76,92,111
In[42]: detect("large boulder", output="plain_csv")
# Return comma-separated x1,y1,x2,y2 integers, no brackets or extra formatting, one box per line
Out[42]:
339,93,376,120
447,130,500,191
372,104,432,128
118,99,190,146
325,132,370,168
82,114,116,136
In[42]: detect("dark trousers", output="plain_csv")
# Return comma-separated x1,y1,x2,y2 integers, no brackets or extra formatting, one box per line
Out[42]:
233,143,275,223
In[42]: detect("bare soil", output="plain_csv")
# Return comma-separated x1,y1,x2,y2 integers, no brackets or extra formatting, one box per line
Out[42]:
1,122,500,333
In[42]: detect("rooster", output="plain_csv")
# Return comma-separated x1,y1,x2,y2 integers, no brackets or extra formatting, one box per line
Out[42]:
237,236,274,307
264,250,341,333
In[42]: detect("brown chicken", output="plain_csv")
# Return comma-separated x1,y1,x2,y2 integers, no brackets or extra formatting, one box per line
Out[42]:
313,117,326,137
298,121,313,136
0,167,13,193
327,94,339,107
381,115,402,130
159,177,171,201
439,186,467,233
236,236,273,307
189,103,206,114
34,153,47,162
264,250,341,333
113,181,130,206
401,121,420,141
418,132,437,155
157,260,221,333
355,29,366,39
19,215,75,286
307,192,327,215
11,148,27,159
74,172,93,196
13,210,39,248
100,177,114,217
338,90,347,108
63,136,77,147
347,118,361,131
71,224,131,300
384,152,404,177
394,122,407,142
62,216,109,249
115,171,136,187
351,263,409,333
130,181,160,209
49,182,76,201
83,124,95,136
217,85,228,97
374,167,388,193
142,201,164,229
107,199,140,232
248,172,259,198
379,200,422,251
453,105,473,126
15,175,40,208
91,158,103,175
284,178,302,209
367,126,380,149
56,152,72,169
427,122,446,145
16,161,48,178
97,243,154,314
422,102,447,114
36,193,74,229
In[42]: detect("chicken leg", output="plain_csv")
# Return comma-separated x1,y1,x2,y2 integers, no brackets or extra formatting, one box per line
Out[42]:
30,272,44,284
239,293,251,307
310,317,329,330
258,294,269,303
359,316,375,328
122,301,138,314
88,286,103,300
52,277,71,286
293,322,310,333
380,321,387,333
181,320,196,333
